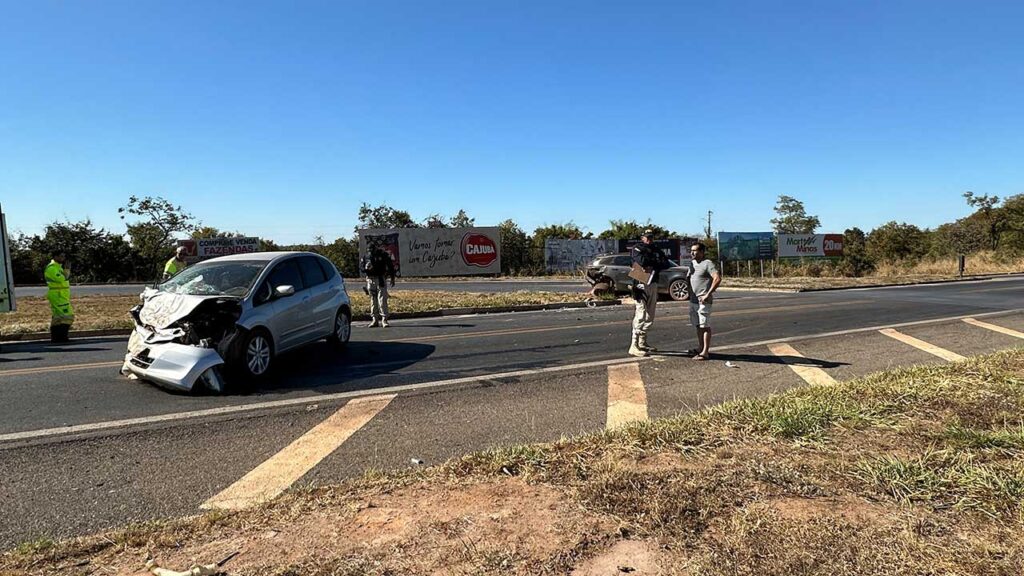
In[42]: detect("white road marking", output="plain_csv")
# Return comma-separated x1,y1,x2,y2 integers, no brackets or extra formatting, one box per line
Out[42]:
963,317,1024,339
767,343,838,386
202,394,394,511
606,363,648,429
879,329,966,362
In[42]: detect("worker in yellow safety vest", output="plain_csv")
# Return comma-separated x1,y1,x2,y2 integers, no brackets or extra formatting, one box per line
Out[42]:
44,253,74,343
163,246,188,280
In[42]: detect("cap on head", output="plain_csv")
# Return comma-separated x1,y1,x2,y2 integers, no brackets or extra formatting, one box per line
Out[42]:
175,246,187,255
642,229,655,239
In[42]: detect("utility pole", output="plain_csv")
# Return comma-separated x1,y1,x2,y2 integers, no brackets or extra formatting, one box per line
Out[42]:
704,210,713,240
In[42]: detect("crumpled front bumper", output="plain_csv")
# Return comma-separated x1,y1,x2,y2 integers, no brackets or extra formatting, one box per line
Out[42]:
124,334,226,392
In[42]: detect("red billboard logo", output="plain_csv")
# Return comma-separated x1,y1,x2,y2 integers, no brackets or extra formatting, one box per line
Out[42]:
177,240,198,258
462,232,497,267
823,234,844,257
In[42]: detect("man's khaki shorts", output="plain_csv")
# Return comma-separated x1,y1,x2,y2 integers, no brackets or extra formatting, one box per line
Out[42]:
689,301,712,328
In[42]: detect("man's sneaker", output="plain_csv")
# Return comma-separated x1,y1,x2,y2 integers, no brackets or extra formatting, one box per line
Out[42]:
381,319,390,328
367,320,381,328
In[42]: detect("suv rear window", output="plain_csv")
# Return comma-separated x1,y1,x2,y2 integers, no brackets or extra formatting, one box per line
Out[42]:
612,255,633,266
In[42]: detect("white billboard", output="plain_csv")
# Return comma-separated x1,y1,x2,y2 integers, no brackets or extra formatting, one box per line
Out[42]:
176,237,261,263
0,207,14,313
778,234,844,258
358,227,501,277
544,239,618,273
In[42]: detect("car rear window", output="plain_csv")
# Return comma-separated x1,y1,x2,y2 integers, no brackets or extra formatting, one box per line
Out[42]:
316,257,338,280
613,255,632,266
298,256,328,287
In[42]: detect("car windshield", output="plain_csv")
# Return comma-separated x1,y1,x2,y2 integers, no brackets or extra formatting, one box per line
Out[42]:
158,260,267,297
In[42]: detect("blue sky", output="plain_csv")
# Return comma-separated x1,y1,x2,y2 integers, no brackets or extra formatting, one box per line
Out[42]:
2,0,1021,243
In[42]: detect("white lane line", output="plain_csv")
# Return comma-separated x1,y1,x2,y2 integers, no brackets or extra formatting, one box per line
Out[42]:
606,363,648,429
879,329,966,362
202,394,394,511
0,356,642,444
963,318,1024,339
767,343,838,386
5,308,1022,444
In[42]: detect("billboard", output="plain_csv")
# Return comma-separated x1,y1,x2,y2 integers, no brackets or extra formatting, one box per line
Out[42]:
544,239,618,273
778,234,844,258
177,237,261,263
358,227,501,277
0,206,14,313
717,232,774,261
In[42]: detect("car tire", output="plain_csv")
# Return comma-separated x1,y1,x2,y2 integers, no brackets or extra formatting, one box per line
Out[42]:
328,308,351,347
669,279,690,301
230,328,275,382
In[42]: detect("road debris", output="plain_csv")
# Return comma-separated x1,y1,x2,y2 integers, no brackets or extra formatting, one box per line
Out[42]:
725,361,739,368
410,458,425,465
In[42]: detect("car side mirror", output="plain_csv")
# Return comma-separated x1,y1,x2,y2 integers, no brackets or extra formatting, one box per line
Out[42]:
274,285,296,298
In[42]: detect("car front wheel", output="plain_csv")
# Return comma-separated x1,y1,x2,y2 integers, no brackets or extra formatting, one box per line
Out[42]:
231,328,274,381
669,279,690,301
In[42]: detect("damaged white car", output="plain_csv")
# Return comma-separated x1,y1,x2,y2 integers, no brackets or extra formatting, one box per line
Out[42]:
122,252,352,393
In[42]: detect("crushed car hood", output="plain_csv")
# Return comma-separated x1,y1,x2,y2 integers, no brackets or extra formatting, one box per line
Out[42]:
137,288,236,329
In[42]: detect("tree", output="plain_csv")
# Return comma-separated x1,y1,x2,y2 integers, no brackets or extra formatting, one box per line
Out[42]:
531,222,587,250
963,191,1003,251
449,209,475,229
770,195,821,234
422,214,447,228
597,220,674,240
357,203,417,230
191,226,247,239
498,219,532,274
118,196,197,278
837,227,873,276
306,236,360,277
866,221,929,263
930,219,987,257
998,194,1024,253
421,209,474,229
13,220,141,284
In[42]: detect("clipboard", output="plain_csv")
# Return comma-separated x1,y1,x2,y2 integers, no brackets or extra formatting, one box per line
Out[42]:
628,263,654,285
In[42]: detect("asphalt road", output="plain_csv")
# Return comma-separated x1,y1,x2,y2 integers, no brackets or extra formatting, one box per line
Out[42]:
14,278,586,297
1,276,1023,548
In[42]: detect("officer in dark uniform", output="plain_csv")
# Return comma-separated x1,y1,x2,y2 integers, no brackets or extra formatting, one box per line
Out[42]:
362,243,396,327
628,229,670,356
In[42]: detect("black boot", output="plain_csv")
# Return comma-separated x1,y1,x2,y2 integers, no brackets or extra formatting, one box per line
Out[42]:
53,324,71,343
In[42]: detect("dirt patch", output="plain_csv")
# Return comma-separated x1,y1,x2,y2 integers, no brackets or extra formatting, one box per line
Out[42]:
765,495,887,524
571,539,663,576
76,478,611,576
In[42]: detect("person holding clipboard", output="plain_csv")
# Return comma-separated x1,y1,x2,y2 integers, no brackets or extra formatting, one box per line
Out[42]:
627,229,670,357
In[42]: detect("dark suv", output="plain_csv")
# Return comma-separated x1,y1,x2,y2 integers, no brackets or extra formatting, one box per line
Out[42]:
585,253,690,301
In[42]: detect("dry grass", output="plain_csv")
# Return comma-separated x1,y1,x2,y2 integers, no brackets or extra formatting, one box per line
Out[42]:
0,290,592,336
4,350,1024,575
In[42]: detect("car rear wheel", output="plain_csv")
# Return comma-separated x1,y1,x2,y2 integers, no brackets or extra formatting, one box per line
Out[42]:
328,308,351,347
669,279,690,301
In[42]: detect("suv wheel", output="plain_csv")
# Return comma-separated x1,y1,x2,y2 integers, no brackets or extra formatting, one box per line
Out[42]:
669,279,690,301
